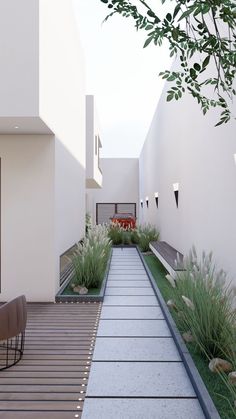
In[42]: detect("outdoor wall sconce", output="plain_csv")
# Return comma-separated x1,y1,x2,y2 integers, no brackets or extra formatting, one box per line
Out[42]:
140,199,143,208
154,192,159,208
145,196,149,208
173,183,179,208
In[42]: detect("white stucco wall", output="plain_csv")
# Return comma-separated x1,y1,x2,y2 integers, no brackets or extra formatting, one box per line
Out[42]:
0,0,39,117
139,84,236,284
39,0,86,276
87,158,139,224
0,135,55,302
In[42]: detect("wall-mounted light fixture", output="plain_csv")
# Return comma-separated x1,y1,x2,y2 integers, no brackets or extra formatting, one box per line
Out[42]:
140,199,143,208
173,183,179,208
154,192,159,208
145,196,149,208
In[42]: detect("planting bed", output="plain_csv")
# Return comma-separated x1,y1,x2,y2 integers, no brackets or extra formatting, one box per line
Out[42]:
143,253,235,419
55,250,112,303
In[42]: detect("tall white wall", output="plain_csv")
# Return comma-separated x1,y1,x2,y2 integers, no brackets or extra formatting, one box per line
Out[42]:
0,0,39,117
139,85,236,284
87,158,139,223
39,0,86,278
0,135,55,302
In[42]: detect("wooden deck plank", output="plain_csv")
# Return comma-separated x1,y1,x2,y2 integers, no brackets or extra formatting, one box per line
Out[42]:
0,413,81,419
0,385,86,392
0,393,82,401
0,401,83,411
0,302,100,417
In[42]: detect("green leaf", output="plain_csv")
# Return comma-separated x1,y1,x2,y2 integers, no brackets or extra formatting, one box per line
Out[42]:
190,68,196,79
173,4,181,19
172,28,179,41
215,119,225,127
147,10,156,19
167,94,173,102
145,24,153,30
193,63,201,72
202,55,210,69
143,36,153,48
178,9,193,22
167,75,176,81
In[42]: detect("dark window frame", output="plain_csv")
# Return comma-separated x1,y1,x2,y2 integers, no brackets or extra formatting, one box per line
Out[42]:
96,202,137,224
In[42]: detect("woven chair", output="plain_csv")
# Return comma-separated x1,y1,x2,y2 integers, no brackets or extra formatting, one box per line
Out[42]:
0,295,27,370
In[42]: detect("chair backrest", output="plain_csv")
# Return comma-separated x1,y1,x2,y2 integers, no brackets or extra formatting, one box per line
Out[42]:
0,295,27,341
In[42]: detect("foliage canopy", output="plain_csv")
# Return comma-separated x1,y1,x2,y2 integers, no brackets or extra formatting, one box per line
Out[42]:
100,0,236,126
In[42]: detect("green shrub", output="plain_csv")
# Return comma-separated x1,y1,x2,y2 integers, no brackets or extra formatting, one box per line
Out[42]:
130,229,140,244
71,225,111,289
123,232,131,245
170,247,236,360
137,224,159,252
108,222,123,245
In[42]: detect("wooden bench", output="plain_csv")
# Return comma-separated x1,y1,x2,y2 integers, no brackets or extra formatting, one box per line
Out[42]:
149,241,185,277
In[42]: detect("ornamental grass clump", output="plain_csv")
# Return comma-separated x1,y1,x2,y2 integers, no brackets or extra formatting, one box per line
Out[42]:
137,224,159,252
130,229,140,245
71,225,111,289
170,247,236,360
108,222,124,245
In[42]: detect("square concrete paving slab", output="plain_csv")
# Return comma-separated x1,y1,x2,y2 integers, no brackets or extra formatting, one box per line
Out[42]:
82,398,204,419
112,256,140,262
93,337,181,361
112,248,138,256
110,265,144,269
108,275,148,280
111,261,143,264
100,306,164,319
97,319,171,337
106,280,151,287
103,296,158,306
86,362,196,397
109,269,146,275
106,287,155,296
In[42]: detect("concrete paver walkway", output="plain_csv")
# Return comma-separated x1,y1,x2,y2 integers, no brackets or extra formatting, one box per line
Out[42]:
82,248,205,419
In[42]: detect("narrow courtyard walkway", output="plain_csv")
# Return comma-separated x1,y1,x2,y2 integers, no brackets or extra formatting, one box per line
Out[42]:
82,247,205,419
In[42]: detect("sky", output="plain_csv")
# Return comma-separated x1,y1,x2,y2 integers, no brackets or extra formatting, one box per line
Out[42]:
73,0,172,158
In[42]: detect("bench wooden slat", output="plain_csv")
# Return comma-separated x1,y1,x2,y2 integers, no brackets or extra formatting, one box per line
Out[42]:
149,241,184,272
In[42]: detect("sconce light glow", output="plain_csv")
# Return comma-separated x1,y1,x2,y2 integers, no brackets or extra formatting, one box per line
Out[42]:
234,154,236,165
154,192,159,208
173,183,179,192
14,126,19,129
173,183,179,208
145,196,149,201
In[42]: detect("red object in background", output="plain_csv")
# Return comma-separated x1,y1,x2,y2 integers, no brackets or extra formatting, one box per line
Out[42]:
110,213,136,229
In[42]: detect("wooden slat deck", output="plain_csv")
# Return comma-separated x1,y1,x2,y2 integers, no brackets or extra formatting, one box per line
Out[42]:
0,302,102,418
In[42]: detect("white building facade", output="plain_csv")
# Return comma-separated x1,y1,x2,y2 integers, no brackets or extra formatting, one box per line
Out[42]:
0,0,86,302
